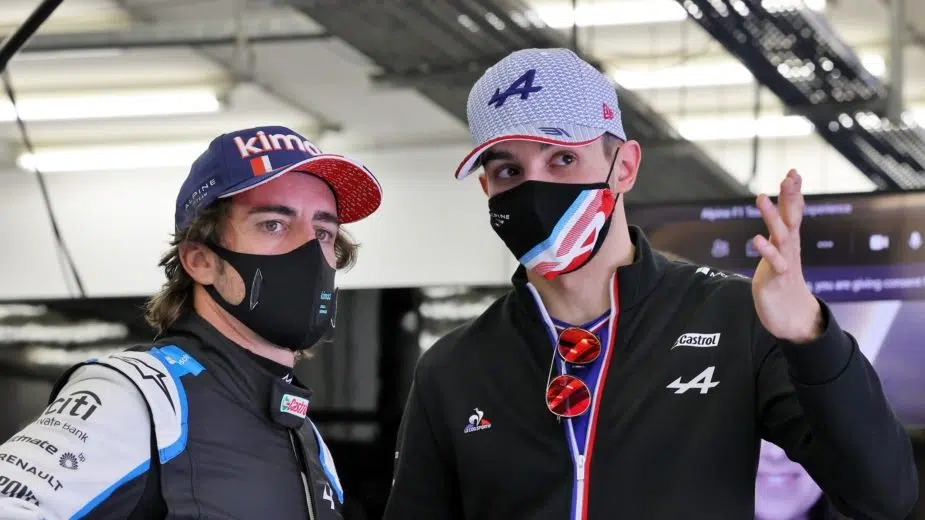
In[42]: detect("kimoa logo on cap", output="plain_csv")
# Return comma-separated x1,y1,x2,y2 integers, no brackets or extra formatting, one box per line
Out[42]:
280,394,309,419
233,130,322,159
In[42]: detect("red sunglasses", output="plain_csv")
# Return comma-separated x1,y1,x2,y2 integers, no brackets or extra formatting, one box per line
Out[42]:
545,327,603,418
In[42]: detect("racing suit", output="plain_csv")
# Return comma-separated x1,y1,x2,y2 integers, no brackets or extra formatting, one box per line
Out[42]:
0,313,346,519
384,226,918,520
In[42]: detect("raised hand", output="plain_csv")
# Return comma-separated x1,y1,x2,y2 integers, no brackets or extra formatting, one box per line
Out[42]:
750,169,823,343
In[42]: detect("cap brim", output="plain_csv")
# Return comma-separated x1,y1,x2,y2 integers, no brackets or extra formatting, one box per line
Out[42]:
454,124,607,180
219,154,382,224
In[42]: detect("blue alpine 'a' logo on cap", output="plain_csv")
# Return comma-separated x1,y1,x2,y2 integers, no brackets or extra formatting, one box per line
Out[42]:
488,69,543,108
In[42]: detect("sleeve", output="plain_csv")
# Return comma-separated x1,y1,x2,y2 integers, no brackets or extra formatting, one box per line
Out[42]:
0,364,156,519
755,298,919,519
382,379,461,520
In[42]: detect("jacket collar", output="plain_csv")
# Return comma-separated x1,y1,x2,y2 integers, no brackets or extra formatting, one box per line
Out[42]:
162,313,314,429
511,225,668,316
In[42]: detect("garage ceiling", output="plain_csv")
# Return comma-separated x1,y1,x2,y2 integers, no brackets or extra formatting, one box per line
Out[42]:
0,0,920,195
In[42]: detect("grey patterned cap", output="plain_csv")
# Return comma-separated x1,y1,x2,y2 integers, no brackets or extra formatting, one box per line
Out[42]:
454,47,626,180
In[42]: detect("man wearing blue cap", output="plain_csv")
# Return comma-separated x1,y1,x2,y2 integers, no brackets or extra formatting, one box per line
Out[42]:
384,49,917,519
0,126,382,519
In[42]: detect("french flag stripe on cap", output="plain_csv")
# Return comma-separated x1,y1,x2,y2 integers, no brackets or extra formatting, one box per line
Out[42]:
250,155,272,176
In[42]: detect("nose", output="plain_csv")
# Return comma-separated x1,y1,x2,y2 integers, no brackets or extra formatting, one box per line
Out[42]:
521,165,555,183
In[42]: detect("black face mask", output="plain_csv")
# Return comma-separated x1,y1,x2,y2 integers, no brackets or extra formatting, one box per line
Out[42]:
487,149,620,280
205,239,337,351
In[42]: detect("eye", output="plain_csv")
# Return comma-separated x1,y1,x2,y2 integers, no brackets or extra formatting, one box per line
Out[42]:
552,152,577,166
260,220,285,234
492,165,521,180
315,227,336,243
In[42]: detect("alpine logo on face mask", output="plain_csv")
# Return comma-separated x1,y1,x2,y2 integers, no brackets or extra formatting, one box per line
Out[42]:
520,189,612,280
490,211,510,229
249,269,263,310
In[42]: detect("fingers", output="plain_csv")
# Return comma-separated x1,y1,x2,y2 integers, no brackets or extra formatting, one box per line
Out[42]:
756,194,789,246
753,235,789,273
778,169,805,229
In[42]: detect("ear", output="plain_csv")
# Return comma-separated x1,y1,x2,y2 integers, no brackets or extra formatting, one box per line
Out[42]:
612,139,642,193
178,241,221,286
478,173,489,197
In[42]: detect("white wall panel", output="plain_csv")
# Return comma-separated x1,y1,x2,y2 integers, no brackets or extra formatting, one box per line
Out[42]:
0,137,878,299
0,143,510,300
694,134,877,195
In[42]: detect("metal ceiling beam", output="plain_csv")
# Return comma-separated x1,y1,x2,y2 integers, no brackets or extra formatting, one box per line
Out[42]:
284,0,750,203
676,0,925,190
17,20,329,54
104,0,341,134
887,0,906,123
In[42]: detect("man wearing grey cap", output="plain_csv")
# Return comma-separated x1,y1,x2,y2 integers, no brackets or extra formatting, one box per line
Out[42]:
384,49,916,520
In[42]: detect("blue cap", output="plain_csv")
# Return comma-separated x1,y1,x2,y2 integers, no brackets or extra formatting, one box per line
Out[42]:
455,48,626,179
176,125,382,231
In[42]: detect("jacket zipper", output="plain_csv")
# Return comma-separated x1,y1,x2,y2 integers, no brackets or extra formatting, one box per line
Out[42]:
574,453,586,517
528,275,620,520
290,431,317,520
575,276,620,520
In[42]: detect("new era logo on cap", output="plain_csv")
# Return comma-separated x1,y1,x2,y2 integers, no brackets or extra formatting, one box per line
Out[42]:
454,48,627,179
175,125,383,232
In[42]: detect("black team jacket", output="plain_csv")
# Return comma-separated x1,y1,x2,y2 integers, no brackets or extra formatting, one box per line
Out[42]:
384,227,918,520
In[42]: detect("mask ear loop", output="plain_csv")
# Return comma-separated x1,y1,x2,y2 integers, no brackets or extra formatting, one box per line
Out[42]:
604,144,621,203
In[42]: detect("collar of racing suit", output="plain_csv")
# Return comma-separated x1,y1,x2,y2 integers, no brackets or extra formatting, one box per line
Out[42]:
159,313,315,430
508,225,671,364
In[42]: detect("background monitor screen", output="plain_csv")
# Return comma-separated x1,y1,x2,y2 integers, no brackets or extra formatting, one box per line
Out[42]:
627,190,925,519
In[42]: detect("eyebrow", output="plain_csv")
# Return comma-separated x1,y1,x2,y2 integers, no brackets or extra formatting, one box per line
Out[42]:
248,204,296,217
313,210,340,226
247,205,341,225
480,143,553,167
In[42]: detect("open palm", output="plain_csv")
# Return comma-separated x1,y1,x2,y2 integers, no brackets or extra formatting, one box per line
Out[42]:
750,170,821,343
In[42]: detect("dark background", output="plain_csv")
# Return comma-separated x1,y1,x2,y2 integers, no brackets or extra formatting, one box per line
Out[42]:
0,285,509,518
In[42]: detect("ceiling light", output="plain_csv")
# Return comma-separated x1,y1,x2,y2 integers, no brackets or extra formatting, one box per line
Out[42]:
860,54,886,77
531,0,824,29
0,322,128,344
613,62,755,89
676,115,815,141
24,345,127,366
13,48,127,62
18,142,209,173
613,52,884,90
0,89,221,123
531,1,687,28
762,0,826,12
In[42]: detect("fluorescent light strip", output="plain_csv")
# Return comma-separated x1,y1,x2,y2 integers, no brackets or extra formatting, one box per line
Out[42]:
614,62,755,90
612,53,885,90
533,1,686,28
676,109,925,141
18,142,209,173
24,345,128,366
0,89,221,122
678,115,815,141
531,0,825,28
0,322,128,344
18,108,925,172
